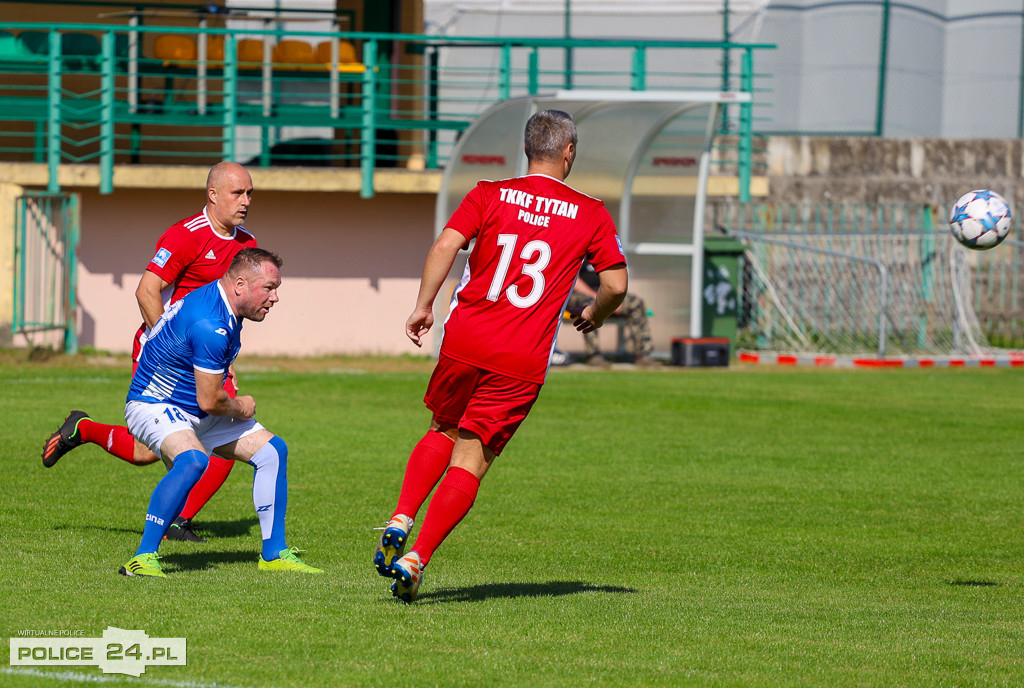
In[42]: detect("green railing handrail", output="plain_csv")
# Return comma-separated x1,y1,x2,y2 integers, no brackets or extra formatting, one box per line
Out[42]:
0,21,773,198
0,20,774,50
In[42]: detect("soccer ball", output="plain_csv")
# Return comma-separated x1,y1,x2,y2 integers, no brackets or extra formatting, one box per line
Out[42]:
949,189,1013,250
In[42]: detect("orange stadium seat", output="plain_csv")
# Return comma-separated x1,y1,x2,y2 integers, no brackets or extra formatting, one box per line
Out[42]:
154,35,197,64
237,38,268,65
273,39,316,68
315,39,359,65
202,35,224,63
315,40,364,73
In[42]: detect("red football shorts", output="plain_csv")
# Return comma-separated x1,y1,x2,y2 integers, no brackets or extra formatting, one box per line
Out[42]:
424,354,541,456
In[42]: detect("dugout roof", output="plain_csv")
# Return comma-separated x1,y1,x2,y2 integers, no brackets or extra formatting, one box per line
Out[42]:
436,91,748,353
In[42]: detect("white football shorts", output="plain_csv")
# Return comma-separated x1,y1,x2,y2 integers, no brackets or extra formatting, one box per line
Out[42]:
125,401,265,464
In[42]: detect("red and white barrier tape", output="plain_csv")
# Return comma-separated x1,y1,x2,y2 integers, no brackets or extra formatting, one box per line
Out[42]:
737,351,1024,368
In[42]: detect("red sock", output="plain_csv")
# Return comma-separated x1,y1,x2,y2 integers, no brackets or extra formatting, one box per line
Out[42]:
178,454,235,519
393,431,455,520
77,420,137,464
411,466,479,566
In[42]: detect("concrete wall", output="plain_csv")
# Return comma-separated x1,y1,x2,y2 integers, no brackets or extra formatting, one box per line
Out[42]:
72,186,436,356
765,137,1023,207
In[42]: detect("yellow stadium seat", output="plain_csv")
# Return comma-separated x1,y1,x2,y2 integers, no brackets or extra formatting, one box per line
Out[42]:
316,40,359,65
203,35,224,63
237,38,267,65
154,35,197,64
273,39,316,67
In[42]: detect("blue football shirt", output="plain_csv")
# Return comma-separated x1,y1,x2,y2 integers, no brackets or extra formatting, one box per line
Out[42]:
127,280,242,417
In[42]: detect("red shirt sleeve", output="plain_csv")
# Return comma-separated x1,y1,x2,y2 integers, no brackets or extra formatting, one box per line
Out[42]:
586,204,627,273
445,183,488,242
145,225,200,285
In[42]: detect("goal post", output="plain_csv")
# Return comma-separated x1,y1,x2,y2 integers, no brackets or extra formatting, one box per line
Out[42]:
717,202,1023,360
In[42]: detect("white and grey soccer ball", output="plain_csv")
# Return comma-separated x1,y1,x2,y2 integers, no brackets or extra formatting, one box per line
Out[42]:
949,189,1013,250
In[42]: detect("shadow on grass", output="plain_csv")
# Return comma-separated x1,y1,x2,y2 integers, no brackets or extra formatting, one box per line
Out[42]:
418,581,636,604
949,579,998,587
195,517,258,539
52,517,257,539
53,524,140,536
160,550,257,573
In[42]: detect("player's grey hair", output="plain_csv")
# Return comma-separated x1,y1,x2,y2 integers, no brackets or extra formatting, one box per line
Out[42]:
227,247,283,277
524,110,577,164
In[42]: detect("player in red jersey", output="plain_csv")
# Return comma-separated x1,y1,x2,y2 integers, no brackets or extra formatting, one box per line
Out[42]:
41,162,257,542
373,109,628,602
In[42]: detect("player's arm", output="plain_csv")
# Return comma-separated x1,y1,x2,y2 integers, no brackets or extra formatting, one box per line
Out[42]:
406,227,468,347
195,369,255,419
574,264,627,334
573,278,598,300
136,270,172,329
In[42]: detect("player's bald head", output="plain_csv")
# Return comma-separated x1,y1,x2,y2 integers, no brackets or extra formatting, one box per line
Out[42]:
524,110,577,164
207,161,251,192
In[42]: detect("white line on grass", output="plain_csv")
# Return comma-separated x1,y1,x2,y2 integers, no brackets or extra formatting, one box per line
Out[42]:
1,667,261,688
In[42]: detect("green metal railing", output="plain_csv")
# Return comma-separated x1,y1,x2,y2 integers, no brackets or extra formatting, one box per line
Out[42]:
0,22,772,198
13,191,80,353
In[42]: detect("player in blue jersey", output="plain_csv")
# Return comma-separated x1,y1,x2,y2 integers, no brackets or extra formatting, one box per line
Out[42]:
119,247,321,577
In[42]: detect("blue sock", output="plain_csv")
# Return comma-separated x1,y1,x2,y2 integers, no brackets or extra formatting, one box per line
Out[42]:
136,449,209,555
250,436,288,560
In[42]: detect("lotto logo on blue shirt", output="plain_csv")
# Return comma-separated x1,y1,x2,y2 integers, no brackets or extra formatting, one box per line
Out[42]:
152,248,172,268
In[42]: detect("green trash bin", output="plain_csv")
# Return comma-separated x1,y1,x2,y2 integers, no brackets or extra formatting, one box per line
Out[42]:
701,236,746,349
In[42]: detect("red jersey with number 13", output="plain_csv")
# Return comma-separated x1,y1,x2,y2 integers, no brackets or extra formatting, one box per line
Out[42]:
442,174,625,384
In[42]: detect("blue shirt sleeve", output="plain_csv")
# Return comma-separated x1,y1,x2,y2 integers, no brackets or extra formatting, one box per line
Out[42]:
188,318,233,374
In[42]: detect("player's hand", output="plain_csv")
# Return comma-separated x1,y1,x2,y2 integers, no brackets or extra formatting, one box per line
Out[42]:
233,395,256,420
406,308,434,347
573,306,603,334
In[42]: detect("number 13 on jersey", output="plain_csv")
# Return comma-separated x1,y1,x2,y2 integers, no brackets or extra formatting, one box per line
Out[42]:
486,234,552,309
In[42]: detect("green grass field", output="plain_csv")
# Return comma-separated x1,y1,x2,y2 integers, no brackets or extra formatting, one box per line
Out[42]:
2,353,1023,687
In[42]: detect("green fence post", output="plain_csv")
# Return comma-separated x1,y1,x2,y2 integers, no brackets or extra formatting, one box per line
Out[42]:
427,46,439,169
918,204,935,348
631,45,646,91
738,48,753,203
361,39,378,199
875,0,891,136
100,32,115,195
64,193,80,354
528,48,539,95
13,197,24,334
47,31,61,193
499,44,511,100
563,0,573,88
222,36,237,161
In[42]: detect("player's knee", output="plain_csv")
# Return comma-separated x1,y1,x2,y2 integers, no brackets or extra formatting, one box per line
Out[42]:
434,425,459,442
172,449,209,482
268,435,287,461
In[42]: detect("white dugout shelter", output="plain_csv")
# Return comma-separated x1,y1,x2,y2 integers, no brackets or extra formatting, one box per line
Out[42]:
434,90,751,357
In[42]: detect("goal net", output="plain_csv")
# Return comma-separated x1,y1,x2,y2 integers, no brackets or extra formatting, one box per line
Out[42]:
716,203,1024,359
